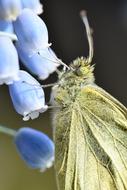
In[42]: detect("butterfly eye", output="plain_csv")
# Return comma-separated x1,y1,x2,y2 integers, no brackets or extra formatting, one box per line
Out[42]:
75,68,82,76
75,66,85,76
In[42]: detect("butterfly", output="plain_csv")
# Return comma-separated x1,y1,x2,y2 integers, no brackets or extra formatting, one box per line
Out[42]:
51,11,127,190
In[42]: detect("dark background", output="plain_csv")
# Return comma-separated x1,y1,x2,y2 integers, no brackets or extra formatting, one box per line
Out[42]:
42,0,127,105
0,0,127,190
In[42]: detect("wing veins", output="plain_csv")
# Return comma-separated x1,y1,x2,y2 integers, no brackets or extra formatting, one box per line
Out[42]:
77,104,112,190
97,161,102,190
114,139,127,171
82,105,127,151
82,106,127,189
86,85,127,117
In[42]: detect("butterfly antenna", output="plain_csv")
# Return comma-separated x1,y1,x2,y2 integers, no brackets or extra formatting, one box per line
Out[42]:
38,52,70,70
22,81,57,88
80,10,94,64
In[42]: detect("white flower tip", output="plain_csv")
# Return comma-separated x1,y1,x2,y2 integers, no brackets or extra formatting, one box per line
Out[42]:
46,157,54,168
39,73,49,80
23,105,48,121
23,112,39,121
22,115,29,121
39,105,48,113
35,4,43,15
40,156,54,172
30,111,40,120
0,75,20,85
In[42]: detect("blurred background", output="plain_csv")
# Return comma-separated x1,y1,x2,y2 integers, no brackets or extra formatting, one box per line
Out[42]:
0,0,127,189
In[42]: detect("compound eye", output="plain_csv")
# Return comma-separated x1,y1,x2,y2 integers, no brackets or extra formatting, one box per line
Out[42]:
75,67,84,76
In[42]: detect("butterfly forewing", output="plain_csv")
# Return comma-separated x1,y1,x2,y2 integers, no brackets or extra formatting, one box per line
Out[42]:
54,84,127,190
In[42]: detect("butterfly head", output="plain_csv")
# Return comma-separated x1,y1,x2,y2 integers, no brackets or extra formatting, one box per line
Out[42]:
58,56,95,86
71,57,94,80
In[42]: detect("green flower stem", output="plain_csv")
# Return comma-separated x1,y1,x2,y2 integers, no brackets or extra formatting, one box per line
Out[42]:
0,125,16,137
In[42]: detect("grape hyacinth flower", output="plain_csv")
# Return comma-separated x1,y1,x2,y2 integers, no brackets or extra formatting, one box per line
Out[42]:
13,9,50,56
0,0,22,21
9,70,48,121
0,19,17,40
0,19,14,34
16,42,60,80
21,0,43,15
0,36,19,85
14,127,54,171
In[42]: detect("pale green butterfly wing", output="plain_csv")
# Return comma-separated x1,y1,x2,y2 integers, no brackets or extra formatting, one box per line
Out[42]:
54,84,127,190
78,85,127,189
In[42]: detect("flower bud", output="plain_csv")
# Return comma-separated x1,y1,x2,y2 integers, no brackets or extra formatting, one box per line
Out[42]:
16,42,59,80
0,19,14,34
0,36,19,85
14,127,54,171
9,70,48,120
13,9,49,55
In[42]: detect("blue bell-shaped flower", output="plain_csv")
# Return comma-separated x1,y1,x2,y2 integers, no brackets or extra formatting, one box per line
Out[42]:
9,70,48,121
0,19,14,34
14,127,54,171
0,36,19,85
0,0,22,21
0,19,17,40
16,42,59,80
21,0,43,15
13,9,49,55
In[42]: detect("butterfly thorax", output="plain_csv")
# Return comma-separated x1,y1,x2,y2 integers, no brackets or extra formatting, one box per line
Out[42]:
52,57,95,107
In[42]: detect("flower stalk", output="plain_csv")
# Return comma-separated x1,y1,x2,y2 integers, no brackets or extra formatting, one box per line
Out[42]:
0,125,16,136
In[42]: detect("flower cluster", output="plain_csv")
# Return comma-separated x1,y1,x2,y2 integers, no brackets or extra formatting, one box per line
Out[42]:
0,0,58,171
0,0,60,121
